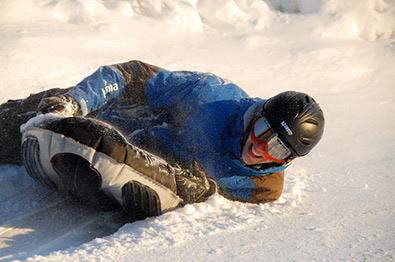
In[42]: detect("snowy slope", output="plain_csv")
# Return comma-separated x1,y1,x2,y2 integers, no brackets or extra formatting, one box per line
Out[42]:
0,0,394,261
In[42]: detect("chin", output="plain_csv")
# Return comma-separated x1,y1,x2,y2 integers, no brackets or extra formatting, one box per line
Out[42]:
241,144,255,165
242,151,259,165
241,156,252,165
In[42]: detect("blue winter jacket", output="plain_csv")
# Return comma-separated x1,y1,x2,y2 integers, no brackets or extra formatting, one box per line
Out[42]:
66,61,287,203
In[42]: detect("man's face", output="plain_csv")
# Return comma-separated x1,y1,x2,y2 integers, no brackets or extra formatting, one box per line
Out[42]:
241,117,293,166
241,134,273,165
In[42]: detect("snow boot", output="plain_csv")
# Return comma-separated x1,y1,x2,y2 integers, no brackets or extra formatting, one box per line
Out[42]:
21,117,183,218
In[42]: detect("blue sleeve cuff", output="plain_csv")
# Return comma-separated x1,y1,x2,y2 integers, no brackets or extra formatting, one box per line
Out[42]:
66,65,125,115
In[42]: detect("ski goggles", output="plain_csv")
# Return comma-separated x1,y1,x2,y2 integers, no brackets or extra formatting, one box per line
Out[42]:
250,117,292,164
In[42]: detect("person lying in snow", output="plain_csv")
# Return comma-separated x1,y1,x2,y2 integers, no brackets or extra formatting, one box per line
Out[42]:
0,60,325,220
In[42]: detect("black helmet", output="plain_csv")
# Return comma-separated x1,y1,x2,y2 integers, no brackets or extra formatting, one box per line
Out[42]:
263,91,325,157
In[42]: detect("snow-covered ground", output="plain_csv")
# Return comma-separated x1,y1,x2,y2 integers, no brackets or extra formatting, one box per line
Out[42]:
1,0,394,261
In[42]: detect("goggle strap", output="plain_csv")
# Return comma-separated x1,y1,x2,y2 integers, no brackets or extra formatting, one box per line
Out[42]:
262,150,286,164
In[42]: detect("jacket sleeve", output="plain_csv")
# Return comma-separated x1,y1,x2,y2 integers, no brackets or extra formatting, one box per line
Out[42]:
250,171,284,203
218,171,285,204
66,60,160,115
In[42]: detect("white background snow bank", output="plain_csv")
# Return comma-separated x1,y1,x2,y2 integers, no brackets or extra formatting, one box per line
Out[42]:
0,0,394,261
324,0,395,41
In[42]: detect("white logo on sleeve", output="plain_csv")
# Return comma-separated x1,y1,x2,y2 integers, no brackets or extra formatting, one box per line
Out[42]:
281,121,293,135
101,80,119,98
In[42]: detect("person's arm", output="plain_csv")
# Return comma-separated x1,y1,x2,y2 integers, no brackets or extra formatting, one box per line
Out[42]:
37,60,161,115
250,171,284,203
38,60,248,118
217,171,285,204
69,60,162,115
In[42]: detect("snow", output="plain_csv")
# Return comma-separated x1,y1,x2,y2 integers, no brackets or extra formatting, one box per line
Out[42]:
1,0,395,261
20,114,66,133
323,0,395,41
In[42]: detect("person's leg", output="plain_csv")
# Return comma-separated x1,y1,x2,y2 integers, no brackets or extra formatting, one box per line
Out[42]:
0,88,70,164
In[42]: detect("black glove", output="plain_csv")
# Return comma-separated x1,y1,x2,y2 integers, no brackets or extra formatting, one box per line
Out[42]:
37,95,80,116
175,161,217,204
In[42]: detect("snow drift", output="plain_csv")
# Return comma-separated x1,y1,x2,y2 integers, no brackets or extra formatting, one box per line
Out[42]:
324,0,395,41
264,0,395,41
0,0,394,40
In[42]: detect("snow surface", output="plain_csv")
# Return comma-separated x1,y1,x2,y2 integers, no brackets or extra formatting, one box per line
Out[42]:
1,0,395,261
